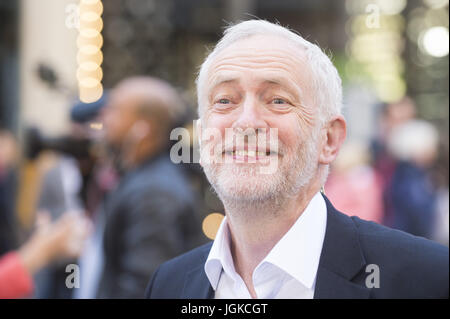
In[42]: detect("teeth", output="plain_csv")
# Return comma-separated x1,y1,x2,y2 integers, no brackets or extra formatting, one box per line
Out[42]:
232,150,267,157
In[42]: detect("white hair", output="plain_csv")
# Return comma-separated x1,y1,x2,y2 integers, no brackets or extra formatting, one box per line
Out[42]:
196,19,343,125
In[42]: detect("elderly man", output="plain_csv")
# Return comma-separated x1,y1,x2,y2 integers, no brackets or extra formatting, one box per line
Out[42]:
145,20,448,299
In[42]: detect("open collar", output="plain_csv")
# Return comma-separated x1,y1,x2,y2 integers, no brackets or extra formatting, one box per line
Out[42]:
181,195,371,299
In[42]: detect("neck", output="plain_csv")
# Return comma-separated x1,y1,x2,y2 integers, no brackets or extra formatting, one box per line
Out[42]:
121,139,161,170
223,177,322,295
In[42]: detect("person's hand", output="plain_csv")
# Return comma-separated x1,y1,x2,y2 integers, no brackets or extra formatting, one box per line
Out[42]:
18,211,92,275
0,130,17,172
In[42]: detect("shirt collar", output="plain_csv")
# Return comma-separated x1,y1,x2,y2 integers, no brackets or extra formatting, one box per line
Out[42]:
204,192,327,291
204,214,235,290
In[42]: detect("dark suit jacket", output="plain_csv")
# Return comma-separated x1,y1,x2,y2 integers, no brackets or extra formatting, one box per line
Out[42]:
145,195,449,299
96,153,205,298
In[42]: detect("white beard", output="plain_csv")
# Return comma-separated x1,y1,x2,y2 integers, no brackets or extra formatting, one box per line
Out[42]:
200,128,319,211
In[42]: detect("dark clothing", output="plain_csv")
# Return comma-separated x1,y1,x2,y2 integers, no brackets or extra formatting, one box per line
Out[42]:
384,161,437,239
33,158,81,299
145,195,448,299
97,153,204,298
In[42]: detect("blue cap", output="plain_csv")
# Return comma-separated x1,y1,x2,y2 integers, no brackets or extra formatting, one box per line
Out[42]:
70,91,109,123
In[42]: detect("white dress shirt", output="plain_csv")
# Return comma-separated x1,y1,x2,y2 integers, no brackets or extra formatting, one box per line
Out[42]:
204,192,327,299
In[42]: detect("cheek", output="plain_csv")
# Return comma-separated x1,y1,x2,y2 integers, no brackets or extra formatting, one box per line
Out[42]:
203,113,234,139
270,116,303,150
105,111,132,141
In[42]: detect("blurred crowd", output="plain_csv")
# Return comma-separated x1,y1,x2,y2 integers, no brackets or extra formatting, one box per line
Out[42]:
325,97,449,245
0,76,448,298
0,76,207,298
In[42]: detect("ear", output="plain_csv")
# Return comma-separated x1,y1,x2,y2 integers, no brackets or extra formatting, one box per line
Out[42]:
319,115,346,165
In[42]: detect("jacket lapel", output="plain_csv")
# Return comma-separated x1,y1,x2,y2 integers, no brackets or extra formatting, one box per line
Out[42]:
314,195,371,299
181,244,214,299
180,196,372,299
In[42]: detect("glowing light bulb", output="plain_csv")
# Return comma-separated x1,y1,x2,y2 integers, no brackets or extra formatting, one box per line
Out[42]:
420,26,449,58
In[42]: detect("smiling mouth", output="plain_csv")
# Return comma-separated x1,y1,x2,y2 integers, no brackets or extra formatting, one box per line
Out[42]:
222,149,279,162
225,150,274,156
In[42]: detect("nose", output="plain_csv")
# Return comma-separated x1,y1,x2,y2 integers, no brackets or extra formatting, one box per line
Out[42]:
232,95,269,132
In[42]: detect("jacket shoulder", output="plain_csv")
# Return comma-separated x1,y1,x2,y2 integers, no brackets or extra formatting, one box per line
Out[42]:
350,216,449,298
145,242,212,298
351,215,448,261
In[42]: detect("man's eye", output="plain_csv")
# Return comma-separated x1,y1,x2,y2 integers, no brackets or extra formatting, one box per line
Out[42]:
218,98,231,104
213,98,234,110
272,98,287,104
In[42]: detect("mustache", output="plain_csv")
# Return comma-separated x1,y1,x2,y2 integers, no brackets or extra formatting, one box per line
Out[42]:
221,142,282,155
221,137,283,156
199,128,283,156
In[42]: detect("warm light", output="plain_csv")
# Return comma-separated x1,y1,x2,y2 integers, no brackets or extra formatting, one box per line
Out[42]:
346,0,409,103
202,213,225,240
79,77,101,88
80,28,100,38
379,0,407,15
375,75,406,102
420,26,449,57
79,61,100,71
89,122,103,130
78,0,103,103
79,17,103,32
80,11,101,22
76,65,103,82
77,32,103,49
79,45,100,55
79,84,103,103
77,49,103,65
79,0,103,15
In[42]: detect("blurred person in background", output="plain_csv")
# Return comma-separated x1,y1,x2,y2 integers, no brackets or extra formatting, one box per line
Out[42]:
370,97,417,224
0,211,90,299
384,119,439,239
28,95,111,299
92,76,204,298
325,142,383,223
371,97,417,176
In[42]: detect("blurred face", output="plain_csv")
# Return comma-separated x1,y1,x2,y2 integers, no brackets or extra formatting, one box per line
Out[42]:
200,35,321,203
101,90,138,147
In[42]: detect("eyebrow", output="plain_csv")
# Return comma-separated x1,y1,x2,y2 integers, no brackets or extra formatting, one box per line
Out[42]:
264,76,303,99
208,73,303,103
208,74,240,93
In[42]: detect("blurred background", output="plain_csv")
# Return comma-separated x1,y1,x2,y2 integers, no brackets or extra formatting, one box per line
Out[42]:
0,0,448,298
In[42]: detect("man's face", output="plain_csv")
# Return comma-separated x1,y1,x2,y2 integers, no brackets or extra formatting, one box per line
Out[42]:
101,89,138,147
200,35,321,203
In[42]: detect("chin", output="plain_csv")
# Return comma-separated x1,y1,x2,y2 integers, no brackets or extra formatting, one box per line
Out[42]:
207,163,284,202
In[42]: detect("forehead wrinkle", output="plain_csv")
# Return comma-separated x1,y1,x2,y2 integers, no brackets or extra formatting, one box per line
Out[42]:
203,39,313,108
208,50,308,88
211,38,307,66
209,74,240,93
211,52,304,74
